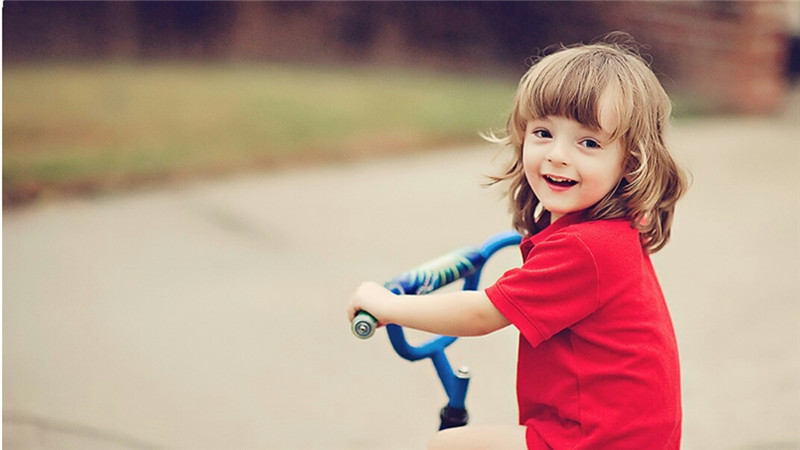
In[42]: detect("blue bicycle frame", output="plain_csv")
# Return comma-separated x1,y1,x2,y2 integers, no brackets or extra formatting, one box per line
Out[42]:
351,231,521,430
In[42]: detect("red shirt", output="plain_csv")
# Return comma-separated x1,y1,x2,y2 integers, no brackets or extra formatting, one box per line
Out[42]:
485,213,681,449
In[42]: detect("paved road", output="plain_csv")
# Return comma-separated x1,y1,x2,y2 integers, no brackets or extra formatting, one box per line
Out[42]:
4,99,799,449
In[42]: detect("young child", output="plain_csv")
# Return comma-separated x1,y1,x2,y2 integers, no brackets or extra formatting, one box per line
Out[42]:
348,36,687,449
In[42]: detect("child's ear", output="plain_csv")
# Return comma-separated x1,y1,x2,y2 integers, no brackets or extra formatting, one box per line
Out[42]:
622,157,637,184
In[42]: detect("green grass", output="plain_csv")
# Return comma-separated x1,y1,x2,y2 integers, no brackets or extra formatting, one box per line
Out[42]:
3,62,517,204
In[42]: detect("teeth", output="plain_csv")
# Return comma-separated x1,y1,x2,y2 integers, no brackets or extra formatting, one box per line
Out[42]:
545,175,576,185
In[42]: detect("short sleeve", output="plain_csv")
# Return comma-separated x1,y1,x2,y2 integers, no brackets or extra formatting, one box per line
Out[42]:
485,233,600,347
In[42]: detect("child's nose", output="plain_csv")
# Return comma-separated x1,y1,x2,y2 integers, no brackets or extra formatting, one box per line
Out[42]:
546,140,570,166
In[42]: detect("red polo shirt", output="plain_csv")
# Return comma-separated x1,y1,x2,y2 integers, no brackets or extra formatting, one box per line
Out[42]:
485,213,681,449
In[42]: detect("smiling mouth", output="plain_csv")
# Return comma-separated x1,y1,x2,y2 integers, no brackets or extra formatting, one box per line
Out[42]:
544,175,578,187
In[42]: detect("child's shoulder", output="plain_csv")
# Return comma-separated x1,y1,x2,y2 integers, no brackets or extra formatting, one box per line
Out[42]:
529,215,642,258
557,218,642,257
567,217,636,235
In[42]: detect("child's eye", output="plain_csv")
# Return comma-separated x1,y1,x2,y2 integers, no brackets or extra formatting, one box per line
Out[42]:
532,129,552,139
580,139,601,149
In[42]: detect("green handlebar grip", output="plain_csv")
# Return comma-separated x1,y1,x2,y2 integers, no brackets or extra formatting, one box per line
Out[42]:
352,311,378,339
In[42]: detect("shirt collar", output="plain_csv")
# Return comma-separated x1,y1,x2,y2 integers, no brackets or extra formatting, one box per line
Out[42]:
520,212,585,259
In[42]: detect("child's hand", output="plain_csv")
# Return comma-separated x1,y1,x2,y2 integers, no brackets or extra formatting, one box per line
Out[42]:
347,281,396,326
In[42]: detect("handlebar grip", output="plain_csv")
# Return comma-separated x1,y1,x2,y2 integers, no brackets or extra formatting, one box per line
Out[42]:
351,311,378,339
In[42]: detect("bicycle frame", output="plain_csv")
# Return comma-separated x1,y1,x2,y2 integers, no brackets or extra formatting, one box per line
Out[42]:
351,231,521,430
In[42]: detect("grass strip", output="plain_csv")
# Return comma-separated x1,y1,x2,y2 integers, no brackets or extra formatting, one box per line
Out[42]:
4,62,517,205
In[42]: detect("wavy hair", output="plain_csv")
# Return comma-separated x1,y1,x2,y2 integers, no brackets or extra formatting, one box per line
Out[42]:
487,34,687,253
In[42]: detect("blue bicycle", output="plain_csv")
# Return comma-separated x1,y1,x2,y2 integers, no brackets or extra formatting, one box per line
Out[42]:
351,231,521,430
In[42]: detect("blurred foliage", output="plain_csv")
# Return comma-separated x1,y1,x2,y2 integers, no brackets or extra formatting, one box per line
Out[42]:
3,62,517,205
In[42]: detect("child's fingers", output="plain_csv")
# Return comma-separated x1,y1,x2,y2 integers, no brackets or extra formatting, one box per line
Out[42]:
348,281,386,322
347,281,372,321
346,296,362,322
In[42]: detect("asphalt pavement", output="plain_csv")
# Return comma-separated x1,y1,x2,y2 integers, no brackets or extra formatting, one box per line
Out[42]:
4,95,799,449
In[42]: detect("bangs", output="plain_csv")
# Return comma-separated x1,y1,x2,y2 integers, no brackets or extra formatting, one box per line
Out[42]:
515,48,633,143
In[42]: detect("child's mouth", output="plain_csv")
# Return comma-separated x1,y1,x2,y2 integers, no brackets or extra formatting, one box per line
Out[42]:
544,175,578,188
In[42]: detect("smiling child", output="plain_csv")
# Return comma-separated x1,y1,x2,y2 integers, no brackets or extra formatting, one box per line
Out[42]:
348,34,687,449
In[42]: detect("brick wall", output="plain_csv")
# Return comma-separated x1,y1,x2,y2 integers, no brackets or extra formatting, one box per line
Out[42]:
4,1,793,114
601,1,791,114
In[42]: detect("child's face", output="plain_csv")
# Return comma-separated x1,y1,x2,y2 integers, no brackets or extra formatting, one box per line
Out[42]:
522,95,626,223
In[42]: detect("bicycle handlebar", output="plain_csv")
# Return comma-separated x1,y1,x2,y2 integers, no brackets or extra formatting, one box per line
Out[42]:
385,246,485,296
351,310,378,339
350,231,522,346
351,246,485,340
350,231,522,429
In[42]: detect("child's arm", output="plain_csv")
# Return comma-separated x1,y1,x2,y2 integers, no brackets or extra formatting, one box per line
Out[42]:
347,281,511,337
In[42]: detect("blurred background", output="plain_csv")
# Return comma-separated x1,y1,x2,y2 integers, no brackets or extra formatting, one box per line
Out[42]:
4,1,799,205
3,2,799,449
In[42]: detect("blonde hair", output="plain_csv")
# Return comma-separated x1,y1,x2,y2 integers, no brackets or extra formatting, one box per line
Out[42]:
488,35,687,253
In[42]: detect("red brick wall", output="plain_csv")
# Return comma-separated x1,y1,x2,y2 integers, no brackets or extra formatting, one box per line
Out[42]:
603,1,791,114
4,1,792,113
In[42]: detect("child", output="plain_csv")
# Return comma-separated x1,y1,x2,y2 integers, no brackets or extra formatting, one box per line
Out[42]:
348,36,687,449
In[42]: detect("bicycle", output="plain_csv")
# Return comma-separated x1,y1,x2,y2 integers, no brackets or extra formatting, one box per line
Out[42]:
350,231,521,431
